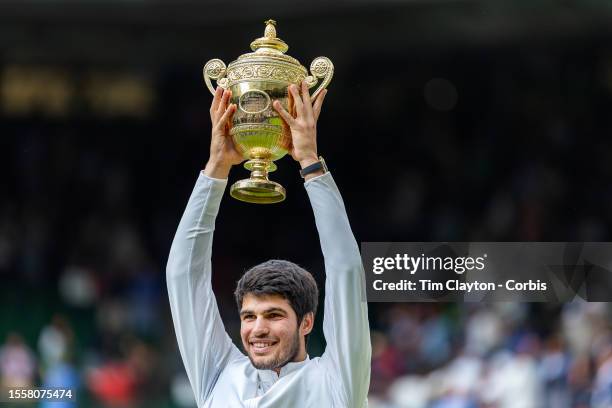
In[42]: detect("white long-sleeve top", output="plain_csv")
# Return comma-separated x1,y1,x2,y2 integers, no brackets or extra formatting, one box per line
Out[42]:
166,171,371,408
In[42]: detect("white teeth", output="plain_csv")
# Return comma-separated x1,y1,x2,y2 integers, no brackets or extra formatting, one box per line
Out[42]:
252,342,275,348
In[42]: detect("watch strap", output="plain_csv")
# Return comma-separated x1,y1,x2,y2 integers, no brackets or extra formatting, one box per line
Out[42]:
300,156,327,178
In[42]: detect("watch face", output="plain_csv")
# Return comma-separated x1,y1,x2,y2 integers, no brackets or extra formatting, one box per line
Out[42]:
319,157,327,172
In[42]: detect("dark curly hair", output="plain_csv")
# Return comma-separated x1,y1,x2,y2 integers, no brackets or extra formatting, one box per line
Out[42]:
234,259,319,325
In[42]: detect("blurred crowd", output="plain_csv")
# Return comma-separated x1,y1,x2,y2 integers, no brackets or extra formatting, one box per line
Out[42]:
367,302,612,408
2,34,612,408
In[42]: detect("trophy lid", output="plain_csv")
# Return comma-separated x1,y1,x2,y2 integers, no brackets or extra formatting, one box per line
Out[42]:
250,19,289,54
233,19,303,68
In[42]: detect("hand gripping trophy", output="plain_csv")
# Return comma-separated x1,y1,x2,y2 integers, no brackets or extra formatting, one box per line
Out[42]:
203,19,334,204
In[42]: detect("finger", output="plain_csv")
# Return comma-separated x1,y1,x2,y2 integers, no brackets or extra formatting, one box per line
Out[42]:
210,86,224,113
288,84,304,116
217,103,236,130
216,89,232,116
288,90,296,118
313,89,327,121
225,105,236,133
301,80,314,116
273,100,296,126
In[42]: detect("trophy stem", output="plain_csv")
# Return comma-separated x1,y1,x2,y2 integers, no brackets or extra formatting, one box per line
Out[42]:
230,158,286,204
249,158,271,181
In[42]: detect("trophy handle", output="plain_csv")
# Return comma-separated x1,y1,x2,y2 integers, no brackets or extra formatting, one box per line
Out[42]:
203,58,228,96
305,57,334,100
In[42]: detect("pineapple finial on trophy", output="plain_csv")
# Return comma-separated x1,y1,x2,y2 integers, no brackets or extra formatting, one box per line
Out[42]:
264,19,277,38
251,19,288,53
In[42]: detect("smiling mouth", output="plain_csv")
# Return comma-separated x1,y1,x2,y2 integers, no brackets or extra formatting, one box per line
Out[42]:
249,341,278,354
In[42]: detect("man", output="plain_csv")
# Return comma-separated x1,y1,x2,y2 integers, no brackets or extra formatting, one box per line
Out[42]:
166,81,371,407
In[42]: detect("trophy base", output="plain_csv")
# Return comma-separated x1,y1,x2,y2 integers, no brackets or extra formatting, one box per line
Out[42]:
230,179,286,204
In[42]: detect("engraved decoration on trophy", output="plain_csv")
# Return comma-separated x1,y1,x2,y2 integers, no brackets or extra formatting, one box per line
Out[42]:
203,19,334,204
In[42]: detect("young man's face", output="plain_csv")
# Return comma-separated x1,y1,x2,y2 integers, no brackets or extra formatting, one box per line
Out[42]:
239,293,312,371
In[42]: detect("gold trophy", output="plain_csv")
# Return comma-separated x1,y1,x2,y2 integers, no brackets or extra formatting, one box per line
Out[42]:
203,19,333,204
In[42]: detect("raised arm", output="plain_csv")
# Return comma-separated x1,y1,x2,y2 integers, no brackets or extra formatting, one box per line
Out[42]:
274,82,371,406
166,173,237,405
166,87,243,405
306,173,371,407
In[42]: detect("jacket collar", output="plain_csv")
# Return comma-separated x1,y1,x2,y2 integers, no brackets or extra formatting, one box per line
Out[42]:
256,355,310,386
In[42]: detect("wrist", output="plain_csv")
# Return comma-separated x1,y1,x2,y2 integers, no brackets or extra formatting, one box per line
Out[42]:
203,159,231,179
299,155,319,169
299,156,327,181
